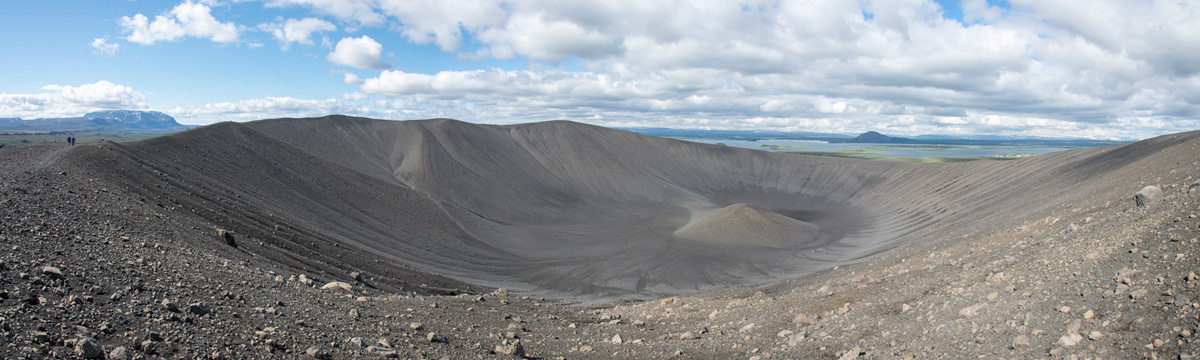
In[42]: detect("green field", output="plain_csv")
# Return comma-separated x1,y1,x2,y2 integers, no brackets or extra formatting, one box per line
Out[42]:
0,131,176,148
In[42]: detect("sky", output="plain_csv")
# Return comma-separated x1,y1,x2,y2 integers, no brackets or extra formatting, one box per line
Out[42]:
1,0,1198,140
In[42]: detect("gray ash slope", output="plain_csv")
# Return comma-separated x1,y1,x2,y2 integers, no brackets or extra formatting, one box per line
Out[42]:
3,116,1200,359
57,116,1192,299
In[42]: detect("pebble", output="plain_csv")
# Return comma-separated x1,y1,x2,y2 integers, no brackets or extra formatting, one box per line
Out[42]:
611,334,623,344
1083,310,1094,319
959,303,985,317
1088,331,1102,340
409,322,424,330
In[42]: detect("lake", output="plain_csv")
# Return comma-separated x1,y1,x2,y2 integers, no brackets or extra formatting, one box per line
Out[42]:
678,138,1075,159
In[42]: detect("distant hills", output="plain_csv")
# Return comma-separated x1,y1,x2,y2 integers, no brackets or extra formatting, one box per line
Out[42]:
0,110,188,133
622,127,851,140
625,127,1125,147
849,131,903,143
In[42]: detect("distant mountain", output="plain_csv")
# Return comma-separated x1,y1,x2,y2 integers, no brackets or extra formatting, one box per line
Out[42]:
623,127,852,140
84,110,182,130
0,110,187,133
850,131,898,143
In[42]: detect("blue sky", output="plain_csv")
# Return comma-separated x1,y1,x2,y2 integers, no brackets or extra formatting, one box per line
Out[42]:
2,0,1197,140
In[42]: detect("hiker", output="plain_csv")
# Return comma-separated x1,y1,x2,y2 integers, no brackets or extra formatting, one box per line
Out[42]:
70,137,75,146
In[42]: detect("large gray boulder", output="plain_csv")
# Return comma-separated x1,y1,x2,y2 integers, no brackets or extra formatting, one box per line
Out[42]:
1134,185,1163,207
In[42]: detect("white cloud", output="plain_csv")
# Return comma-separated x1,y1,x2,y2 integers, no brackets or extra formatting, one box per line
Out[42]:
265,0,385,26
120,1,240,45
476,12,623,62
0,81,147,119
376,0,507,51
261,17,336,50
162,96,373,124
961,0,1006,24
327,36,391,70
68,0,1200,139
91,38,120,55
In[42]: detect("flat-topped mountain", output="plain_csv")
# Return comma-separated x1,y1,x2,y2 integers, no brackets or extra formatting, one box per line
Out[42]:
0,110,186,132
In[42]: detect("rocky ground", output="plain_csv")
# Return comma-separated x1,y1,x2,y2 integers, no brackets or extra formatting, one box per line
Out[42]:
2,133,1199,359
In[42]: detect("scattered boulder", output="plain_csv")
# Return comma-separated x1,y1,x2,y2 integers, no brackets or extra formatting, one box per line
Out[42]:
74,338,104,359
494,340,525,357
108,346,131,360
215,228,235,247
188,302,211,316
1012,335,1031,349
427,332,446,343
162,299,181,313
1057,332,1083,347
321,281,353,293
305,346,332,359
365,345,398,358
838,346,863,360
1063,223,1078,234
1134,185,1163,207
40,266,63,280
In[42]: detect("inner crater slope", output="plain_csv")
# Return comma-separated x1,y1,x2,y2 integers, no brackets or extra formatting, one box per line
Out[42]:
76,116,1184,299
